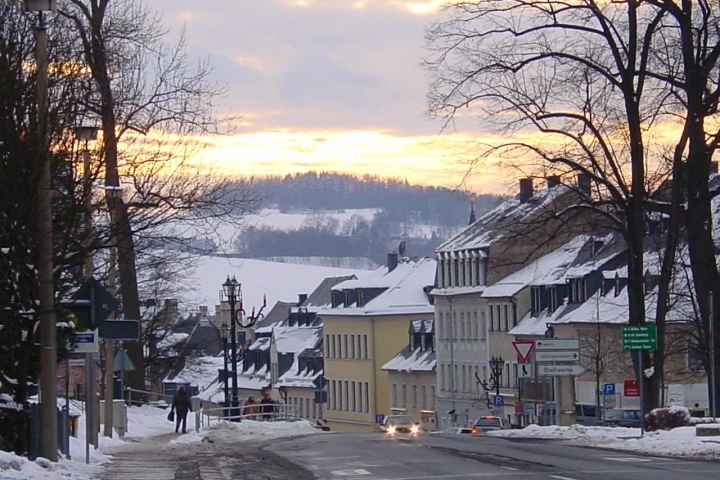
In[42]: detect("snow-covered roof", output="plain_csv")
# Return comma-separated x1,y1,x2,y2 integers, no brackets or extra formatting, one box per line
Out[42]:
483,234,621,298
272,326,322,354
325,257,436,316
437,185,570,252
382,346,436,373
162,355,224,392
275,356,322,389
248,337,271,351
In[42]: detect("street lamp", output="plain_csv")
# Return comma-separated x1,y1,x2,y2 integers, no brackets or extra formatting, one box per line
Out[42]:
24,0,58,463
219,275,267,420
476,356,505,406
219,322,230,412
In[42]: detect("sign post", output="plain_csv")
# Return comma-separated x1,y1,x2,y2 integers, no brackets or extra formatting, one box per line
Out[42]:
622,325,657,435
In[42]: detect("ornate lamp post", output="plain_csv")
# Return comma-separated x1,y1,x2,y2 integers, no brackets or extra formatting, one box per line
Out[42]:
219,322,230,411
477,356,505,406
220,275,267,419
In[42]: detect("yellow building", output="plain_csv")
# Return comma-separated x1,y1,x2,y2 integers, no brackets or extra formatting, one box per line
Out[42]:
322,255,437,433
383,320,436,432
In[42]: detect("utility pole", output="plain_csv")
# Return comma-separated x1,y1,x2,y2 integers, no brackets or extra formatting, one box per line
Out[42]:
25,0,58,462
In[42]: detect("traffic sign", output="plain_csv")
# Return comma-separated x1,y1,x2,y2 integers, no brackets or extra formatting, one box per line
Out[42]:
493,395,505,407
99,319,140,340
518,363,533,378
512,341,535,363
603,383,616,396
622,325,657,350
623,379,640,397
537,364,587,376
69,330,98,354
375,414,385,424
535,350,580,362
534,339,580,350
69,277,120,329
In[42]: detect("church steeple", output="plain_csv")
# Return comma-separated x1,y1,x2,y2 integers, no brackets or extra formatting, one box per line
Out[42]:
468,197,476,225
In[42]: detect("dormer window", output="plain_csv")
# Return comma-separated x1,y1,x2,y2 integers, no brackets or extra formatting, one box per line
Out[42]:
357,290,364,307
548,287,558,313
531,286,545,315
568,278,586,304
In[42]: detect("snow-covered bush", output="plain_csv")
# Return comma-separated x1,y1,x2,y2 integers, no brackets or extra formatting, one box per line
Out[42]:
645,406,691,431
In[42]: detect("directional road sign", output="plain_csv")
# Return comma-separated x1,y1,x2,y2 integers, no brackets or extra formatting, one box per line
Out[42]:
537,364,587,376
622,325,657,351
535,339,580,351
535,350,580,362
69,330,98,354
512,341,535,363
99,320,140,340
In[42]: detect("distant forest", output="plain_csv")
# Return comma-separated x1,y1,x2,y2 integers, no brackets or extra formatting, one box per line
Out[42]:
231,172,500,264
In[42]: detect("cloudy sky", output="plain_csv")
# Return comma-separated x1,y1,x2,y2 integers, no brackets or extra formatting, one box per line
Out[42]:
149,0,506,194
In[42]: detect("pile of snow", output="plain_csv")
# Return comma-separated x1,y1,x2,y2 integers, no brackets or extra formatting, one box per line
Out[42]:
171,418,319,445
0,403,319,480
489,423,720,459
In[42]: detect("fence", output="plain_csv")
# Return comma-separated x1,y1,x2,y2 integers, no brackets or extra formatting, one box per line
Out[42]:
124,388,300,432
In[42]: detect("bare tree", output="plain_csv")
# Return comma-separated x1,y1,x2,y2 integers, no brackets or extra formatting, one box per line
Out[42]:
59,0,260,390
425,0,685,411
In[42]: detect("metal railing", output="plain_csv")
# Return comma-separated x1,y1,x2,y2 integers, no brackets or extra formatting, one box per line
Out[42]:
200,402,300,427
123,388,301,432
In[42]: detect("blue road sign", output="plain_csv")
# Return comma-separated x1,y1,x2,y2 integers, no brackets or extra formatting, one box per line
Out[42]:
493,395,504,407
603,383,616,395
375,414,385,424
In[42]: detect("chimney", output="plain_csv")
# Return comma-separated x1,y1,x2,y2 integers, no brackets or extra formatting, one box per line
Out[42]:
711,161,719,174
519,178,533,204
577,173,591,196
298,293,308,306
388,252,399,272
164,298,179,311
547,175,561,189
198,306,208,315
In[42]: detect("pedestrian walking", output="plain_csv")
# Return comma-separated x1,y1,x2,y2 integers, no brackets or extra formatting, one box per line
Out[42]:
171,385,193,433
260,391,274,421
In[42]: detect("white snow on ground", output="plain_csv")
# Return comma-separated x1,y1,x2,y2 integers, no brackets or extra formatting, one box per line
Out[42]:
0,404,319,480
488,423,720,459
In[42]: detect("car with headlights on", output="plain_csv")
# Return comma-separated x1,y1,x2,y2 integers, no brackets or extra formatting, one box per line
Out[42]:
379,415,420,435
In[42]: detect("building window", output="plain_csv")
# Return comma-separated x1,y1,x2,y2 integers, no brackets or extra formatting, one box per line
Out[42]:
489,306,494,331
412,385,417,407
402,384,407,407
357,290,364,307
392,383,398,407
350,334,355,358
351,381,356,412
502,305,508,331
364,382,370,413
548,287,558,313
430,386,436,408
421,385,427,409
343,335,349,358
330,380,336,410
362,335,368,359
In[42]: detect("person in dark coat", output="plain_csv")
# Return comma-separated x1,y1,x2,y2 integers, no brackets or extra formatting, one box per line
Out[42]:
171,385,193,433
260,391,274,421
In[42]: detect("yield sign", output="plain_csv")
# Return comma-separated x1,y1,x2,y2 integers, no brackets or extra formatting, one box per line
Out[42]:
512,341,535,363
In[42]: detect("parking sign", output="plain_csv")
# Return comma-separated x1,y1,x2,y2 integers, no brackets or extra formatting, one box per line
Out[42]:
603,383,616,396
493,395,504,407
375,414,385,424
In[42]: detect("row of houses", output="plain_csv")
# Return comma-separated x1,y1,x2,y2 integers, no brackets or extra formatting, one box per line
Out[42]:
165,175,711,432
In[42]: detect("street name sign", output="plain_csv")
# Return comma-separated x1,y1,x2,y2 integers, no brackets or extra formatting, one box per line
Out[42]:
622,325,657,350
534,339,580,351
512,341,535,363
535,350,580,362
537,364,587,376
69,330,98,354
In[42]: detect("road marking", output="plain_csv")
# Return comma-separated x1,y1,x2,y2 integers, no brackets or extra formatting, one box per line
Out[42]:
316,455,362,461
501,466,518,471
602,456,653,462
550,476,578,480
331,468,371,476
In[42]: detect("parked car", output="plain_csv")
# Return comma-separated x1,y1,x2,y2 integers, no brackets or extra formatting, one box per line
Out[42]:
602,408,643,428
433,427,475,435
473,416,508,433
538,403,604,426
380,415,420,435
